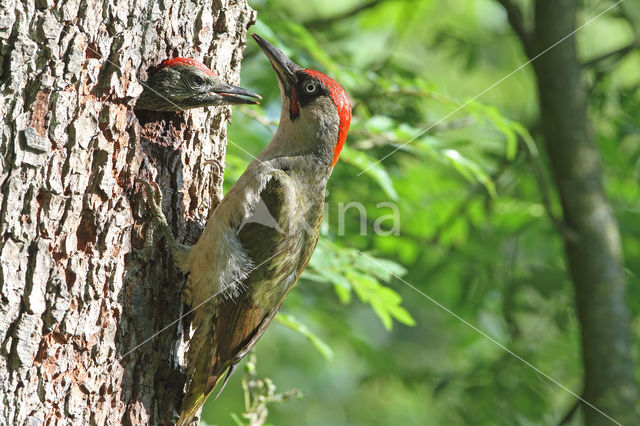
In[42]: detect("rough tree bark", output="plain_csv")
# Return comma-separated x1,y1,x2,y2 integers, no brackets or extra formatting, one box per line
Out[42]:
500,0,638,424
0,0,256,424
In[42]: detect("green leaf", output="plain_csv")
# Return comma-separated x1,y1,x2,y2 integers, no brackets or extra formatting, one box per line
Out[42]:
371,302,394,330
276,313,334,361
512,122,539,156
442,149,497,198
334,283,352,304
340,146,399,201
352,254,408,281
346,271,415,330
388,304,417,326
306,240,414,329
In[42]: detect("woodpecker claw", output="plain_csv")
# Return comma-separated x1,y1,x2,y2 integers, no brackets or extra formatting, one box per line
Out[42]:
137,178,165,219
136,178,189,265
134,219,158,258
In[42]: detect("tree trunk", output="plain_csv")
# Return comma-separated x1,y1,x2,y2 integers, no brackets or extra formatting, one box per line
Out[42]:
530,1,638,424
0,0,255,424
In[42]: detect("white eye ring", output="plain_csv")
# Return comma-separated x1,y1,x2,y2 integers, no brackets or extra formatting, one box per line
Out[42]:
304,82,317,94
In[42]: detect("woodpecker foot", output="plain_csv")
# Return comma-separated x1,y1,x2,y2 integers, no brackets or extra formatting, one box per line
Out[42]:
135,214,162,259
136,178,190,265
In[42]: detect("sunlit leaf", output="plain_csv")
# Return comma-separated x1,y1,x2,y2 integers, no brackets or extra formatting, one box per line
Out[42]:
442,149,497,197
276,313,334,361
340,146,399,200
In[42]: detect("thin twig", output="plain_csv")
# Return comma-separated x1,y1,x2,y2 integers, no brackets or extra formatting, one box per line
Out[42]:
496,0,533,56
582,40,639,69
304,0,389,29
238,106,277,135
558,399,581,426
520,138,578,242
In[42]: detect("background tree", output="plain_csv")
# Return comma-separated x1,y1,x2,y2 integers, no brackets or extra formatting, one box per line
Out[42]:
0,0,255,423
499,0,638,422
209,0,640,425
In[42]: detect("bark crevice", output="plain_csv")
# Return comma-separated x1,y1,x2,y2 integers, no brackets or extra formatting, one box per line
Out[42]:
0,0,257,423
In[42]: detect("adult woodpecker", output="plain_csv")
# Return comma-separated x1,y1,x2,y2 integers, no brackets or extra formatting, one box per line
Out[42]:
135,57,261,111
139,34,351,425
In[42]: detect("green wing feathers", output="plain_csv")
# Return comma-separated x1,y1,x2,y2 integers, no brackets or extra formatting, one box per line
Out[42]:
177,171,324,424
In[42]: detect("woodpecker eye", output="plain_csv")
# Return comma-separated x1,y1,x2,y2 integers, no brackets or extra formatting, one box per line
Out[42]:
192,75,205,86
304,82,318,94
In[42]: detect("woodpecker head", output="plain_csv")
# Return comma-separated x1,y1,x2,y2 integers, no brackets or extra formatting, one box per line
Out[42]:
135,57,261,111
253,34,351,168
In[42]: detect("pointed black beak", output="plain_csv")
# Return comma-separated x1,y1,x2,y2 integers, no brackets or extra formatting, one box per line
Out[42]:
213,83,262,105
252,34,301,94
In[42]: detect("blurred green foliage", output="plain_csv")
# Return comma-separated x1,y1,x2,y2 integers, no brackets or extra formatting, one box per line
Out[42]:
203,0,640,424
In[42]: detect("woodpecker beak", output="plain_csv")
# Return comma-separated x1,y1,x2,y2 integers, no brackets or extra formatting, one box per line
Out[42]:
252,34,301,96
211,83,262,105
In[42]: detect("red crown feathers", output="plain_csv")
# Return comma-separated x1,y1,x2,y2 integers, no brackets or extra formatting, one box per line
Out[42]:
151,57,218,77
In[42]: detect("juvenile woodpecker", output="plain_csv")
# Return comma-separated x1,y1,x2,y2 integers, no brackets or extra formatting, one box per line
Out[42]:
135,57,261,111
140,34,351,425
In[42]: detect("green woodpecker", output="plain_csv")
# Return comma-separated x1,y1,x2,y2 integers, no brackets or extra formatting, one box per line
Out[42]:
139,34,351,425
135,57,261,111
